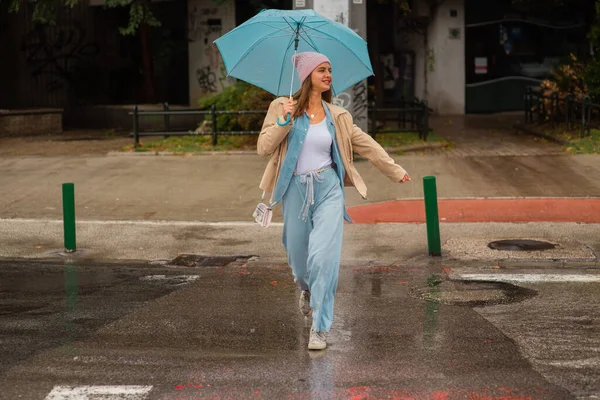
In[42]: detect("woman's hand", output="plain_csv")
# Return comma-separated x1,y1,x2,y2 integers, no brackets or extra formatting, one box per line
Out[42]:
282,98,295,118
400,173,411,183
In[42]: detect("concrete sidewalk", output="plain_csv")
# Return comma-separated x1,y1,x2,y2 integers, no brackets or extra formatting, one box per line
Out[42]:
1,218,598,266
1,153,599,223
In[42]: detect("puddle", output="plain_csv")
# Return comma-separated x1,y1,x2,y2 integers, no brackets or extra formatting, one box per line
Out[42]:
168,254,257,268
411,280,537,307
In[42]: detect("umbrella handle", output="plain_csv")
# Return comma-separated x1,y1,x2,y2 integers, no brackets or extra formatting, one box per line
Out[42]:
276,113,291,126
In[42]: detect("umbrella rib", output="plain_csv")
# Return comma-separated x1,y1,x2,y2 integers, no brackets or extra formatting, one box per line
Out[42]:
296,21,330,33
275,33,298,96
298,25,322,52
298,34,337,41
256,33,301,39
283,15,308,49
226,29,294,76
284,15,307,31
260,21,295,34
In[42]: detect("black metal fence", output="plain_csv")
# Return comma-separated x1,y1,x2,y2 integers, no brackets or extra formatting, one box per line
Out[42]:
369,99,429,141
130,100,430,147
524,87,599,138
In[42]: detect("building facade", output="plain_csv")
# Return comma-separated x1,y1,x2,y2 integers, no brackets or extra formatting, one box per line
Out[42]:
0,0,590,120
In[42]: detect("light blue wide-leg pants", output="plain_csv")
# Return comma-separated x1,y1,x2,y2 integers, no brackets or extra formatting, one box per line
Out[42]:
282,167,344,333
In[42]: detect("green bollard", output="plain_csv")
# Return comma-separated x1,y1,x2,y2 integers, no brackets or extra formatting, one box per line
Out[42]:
423,176,441,256
62,183,76,252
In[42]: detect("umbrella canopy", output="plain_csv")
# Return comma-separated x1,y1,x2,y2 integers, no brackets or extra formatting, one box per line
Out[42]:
214,9,373,97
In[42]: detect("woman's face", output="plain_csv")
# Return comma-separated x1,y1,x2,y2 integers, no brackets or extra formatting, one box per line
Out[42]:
310,62,332,93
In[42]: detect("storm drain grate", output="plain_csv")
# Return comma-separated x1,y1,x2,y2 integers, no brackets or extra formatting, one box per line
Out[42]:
169,254,255,268
488,240,556,251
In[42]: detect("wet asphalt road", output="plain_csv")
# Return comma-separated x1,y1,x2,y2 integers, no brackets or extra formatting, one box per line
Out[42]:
0,260,598,400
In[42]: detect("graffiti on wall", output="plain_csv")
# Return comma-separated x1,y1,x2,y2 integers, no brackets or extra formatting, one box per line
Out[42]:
21,23,99,93
189,6,234,95
332,82,368,125
196,66,217,93
351,82,368,123
332,92,351,108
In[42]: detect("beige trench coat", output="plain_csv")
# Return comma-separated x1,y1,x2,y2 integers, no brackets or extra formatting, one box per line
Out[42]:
257,97,408,200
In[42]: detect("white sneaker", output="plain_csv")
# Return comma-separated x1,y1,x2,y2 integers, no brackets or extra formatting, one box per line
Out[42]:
299,290,311,315
308,327,328,350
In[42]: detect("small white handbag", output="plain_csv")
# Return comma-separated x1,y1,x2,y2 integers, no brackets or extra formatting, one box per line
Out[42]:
252,192,273,228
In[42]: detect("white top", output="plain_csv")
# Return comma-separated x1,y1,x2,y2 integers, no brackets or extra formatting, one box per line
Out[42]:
295,119,333,174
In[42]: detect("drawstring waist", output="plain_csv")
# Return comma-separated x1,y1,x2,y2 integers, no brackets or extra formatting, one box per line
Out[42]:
294,165,332,221
293,164,332,176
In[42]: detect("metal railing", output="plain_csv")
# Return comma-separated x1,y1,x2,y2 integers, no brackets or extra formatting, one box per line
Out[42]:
524,87,598,138
369,99,430,140
130,100,430,147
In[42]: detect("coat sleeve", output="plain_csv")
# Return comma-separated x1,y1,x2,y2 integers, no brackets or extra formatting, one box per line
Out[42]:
257,99,293,156
346,114,408,182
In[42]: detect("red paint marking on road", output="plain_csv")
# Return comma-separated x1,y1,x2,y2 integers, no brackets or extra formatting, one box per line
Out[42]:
347,198,600,223
432,391,450,400
346,386,372,399
443,268,451,274
175,385,185,390
270,280,279,286
347,386,370,393
470,398,531,400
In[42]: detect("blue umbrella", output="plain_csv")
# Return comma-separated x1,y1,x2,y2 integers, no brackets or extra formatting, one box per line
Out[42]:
214,8,373,100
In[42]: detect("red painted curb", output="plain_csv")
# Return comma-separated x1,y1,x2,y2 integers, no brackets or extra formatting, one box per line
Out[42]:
347,198,600,224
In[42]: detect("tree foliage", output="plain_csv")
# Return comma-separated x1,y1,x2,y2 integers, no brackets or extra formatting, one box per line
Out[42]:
3,0,160,35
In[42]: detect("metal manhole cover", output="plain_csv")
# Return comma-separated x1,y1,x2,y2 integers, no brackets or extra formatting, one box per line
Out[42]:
488,240,556,251
169,254,255,268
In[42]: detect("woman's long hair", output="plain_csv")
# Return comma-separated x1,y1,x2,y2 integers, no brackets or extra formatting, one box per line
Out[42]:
291,74,333,119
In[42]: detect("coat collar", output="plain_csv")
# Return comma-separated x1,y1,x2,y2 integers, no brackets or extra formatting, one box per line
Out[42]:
274,96,348,118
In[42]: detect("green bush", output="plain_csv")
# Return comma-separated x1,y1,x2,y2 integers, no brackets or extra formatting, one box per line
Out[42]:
584,59,600,102
198,81,276,132
537,54,589,120
539,54,587,101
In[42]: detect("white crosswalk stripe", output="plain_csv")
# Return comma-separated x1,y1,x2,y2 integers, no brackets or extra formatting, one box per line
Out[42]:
45,385,153,400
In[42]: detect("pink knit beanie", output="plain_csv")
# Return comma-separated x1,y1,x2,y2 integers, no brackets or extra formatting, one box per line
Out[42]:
292,52,331,84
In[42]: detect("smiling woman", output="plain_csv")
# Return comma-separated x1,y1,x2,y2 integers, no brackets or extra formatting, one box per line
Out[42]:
291,53,333,120
257,51,411,351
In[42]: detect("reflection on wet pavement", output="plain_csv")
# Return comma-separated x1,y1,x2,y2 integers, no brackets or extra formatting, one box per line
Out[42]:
0,260,580,399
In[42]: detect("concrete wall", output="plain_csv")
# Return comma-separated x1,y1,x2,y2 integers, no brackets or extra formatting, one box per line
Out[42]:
395,0,465,115
427,0,465,115
187,0,236,106
0,110,63,136
314,0,348,25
